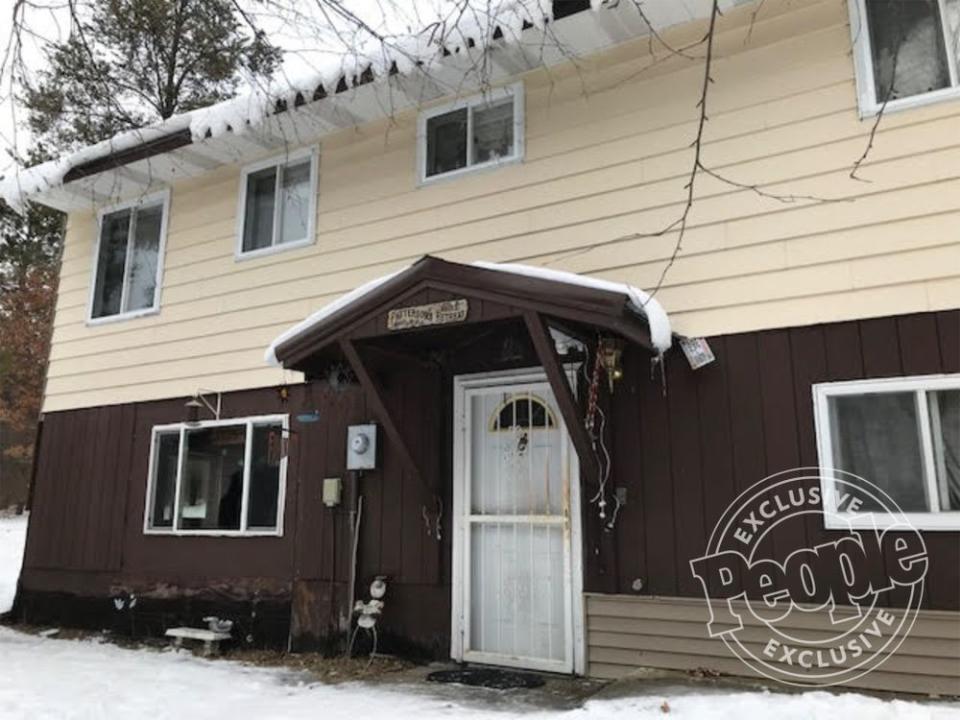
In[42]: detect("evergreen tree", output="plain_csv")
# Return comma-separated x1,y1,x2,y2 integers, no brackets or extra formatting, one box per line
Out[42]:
23,0,282,150
0,0,282,508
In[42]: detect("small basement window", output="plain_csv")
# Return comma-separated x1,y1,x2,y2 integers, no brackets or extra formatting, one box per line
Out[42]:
814,374,960,530
418,83,524,183
850,0,960,115
145,415,288,536
237,147,318,259
89,191,169,323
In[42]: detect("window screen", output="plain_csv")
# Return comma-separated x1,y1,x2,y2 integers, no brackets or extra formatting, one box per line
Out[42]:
91,201,165,320
859,0,960,107
240,155,315,254
819,380,960,522
422,88,520,180
829,392,930,511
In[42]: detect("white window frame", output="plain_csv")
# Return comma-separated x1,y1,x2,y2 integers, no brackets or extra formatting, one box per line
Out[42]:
86,189,170,325
849,0,960,117
416,82,525,185
143,414,289,537
235,146,319,261
813,373,960,531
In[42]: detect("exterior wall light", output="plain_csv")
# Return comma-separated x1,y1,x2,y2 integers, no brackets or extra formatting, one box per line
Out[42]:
599,337,625,393
184,389,222,424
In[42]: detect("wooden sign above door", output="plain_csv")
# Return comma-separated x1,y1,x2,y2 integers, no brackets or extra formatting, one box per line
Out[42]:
387,299,469,330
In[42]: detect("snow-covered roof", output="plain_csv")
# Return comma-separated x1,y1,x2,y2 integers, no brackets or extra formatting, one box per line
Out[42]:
0,0,732,213
265,258,672,367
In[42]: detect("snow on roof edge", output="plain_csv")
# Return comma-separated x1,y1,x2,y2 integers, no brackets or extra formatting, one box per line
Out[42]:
264,266,409,366
264,260,672,368
0,115,196,213
0,0,567,213
471,261,673,351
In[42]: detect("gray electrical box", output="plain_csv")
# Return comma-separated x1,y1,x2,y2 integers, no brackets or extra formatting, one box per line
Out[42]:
347,424,378,470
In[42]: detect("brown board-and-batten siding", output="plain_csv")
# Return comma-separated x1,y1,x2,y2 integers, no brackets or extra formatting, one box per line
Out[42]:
590,309,960,609
15,308,960,680
16,375,450,653
582,309,960,693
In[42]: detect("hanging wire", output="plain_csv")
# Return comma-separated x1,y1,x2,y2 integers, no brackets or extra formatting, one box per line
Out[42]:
581,340,616,527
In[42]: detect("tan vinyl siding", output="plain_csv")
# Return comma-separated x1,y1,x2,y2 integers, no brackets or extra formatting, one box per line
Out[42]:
585,594,960,696
44,0,960,411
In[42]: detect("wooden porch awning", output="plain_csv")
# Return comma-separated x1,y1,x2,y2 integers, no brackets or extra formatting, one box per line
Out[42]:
267,257,671,487
268,256,670,370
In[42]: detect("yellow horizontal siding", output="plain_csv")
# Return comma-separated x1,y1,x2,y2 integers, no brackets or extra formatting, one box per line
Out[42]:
43,0,960,411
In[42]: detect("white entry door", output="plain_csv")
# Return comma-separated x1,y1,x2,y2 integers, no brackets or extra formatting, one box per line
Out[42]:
452,369,583,674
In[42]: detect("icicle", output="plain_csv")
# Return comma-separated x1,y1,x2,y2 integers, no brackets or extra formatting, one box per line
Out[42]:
651,351,667,397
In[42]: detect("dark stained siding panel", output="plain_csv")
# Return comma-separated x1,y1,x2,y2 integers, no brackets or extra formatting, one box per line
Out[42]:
610,351,644,596
694,337,739,596
666,353,704,597
637,358,675,597
936,311,959,372
757,329,807,597
584,310,960,611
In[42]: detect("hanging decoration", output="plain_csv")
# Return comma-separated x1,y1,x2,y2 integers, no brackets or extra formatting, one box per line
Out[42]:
421,495,443,541
598,337,625,393
585,345,603,435
583,341,613,525
326,362,356,393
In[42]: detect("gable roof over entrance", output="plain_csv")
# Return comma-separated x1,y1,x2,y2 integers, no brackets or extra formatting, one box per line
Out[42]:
266,256,672,371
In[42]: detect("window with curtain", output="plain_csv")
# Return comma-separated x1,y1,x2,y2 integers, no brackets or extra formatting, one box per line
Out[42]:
815,375,960,529
852,0,960,112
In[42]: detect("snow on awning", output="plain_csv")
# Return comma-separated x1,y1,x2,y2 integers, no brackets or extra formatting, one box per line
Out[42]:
265,258,672,368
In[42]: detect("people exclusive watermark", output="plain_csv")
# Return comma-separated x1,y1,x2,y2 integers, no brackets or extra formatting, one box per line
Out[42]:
689,467,928,687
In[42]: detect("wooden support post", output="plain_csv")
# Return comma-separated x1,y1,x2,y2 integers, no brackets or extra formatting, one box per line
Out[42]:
339,338,421,481
523,311,599,483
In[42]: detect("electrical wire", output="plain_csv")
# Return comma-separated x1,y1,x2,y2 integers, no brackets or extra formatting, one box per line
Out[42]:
581,343,615,527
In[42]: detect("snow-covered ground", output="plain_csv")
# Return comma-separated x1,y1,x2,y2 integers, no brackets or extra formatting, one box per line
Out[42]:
0,515,957,720
0,513,27,613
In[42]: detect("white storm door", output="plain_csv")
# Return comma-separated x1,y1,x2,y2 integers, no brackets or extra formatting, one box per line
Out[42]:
452,371,582,674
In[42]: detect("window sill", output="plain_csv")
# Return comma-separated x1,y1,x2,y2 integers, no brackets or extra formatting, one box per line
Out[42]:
859,85,960,119
823,512,960,532
235,237,314,262
143,529,283,538
86,305,160,327
418,153,523,187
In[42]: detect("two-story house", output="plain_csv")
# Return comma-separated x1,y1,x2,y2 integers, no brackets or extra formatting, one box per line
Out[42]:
3,0,958,695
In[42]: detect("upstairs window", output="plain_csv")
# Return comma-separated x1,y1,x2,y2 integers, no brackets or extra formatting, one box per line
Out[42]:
237,147,318,259
89,192,169,322
814,375,960,530
418,83,524,183
145,415,288,536
851,0,960,114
